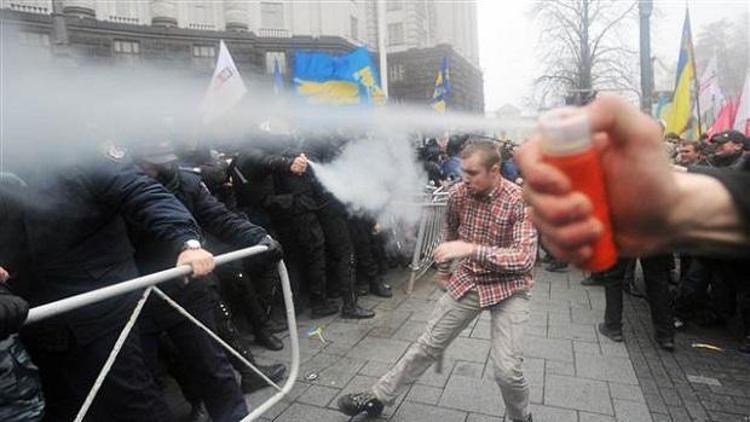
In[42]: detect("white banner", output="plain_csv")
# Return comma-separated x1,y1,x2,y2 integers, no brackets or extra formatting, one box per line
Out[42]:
201,40,247,123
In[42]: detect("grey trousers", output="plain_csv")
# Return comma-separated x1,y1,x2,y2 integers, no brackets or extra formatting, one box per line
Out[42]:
372,289,531,420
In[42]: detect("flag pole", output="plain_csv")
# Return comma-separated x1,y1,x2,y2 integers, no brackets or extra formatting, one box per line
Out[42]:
377,0,389,98
687,8,703,136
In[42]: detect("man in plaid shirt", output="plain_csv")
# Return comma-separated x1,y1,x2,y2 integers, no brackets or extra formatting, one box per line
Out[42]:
338,140,538,422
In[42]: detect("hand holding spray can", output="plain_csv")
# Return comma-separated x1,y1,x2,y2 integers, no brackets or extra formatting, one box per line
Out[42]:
537,108,617,272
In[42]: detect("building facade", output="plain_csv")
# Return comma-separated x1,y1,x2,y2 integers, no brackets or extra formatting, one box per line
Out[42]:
1,0,483,111
387,44,483,113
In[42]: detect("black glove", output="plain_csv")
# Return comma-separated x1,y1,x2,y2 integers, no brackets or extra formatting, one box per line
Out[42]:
0,285,29,340
259,236,284,263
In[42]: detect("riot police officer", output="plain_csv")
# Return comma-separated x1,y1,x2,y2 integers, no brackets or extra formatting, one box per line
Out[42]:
130,141,286,421
18,147,214,422
0,173,44,422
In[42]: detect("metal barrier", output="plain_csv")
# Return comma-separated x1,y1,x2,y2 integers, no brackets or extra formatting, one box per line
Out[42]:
406,185,450,294
25,246,299,422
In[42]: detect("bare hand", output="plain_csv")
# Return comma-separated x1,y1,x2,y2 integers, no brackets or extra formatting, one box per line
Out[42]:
0,267,8,283
433,241,476,263
290,153,308,175
516,95,680,262
176,248,216,278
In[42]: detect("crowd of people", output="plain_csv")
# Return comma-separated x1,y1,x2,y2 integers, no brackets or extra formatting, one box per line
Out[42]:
0,130,420,421
515,96,750,359
1,96,748,422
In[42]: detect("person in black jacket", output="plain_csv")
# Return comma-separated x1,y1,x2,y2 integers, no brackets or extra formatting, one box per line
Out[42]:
234,136,339,319
0,173,44,422
17,147,215,422
130,142,287,420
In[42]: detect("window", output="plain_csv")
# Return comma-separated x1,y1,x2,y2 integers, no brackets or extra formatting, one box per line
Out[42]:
193,45,216,58
386,1,402,11
389,63,404,82
388,23,403,45
350,16,358,40
113,40,140,54
260,2,284,29
265,51,287,74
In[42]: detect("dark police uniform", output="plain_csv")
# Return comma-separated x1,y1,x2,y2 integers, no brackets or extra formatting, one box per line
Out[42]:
19,152,201,422
235,141,334,315
133,168,270,422
0,174,45,422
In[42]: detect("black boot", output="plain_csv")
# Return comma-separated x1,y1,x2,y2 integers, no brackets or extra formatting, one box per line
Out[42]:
598,322,624,342
356,283,370,296
264,318,288,334
546,260,569,272
240,362,287,394
369,279,392,298
254,326,284,351
311,298,339,319
342,303,375,319
215,299,288,393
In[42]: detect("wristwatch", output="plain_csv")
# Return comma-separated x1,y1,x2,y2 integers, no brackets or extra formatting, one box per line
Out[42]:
181,239,202,251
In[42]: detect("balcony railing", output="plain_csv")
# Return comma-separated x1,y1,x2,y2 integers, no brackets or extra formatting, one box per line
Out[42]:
188,23,216,31
257,28,291,38
9,2,50,14
108,15,139,25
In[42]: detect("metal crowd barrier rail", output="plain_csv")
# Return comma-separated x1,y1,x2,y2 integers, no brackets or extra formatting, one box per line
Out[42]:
406,185,450,294
25,245,299,422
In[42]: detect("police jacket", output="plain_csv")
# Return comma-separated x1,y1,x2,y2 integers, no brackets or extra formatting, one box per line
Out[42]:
235,144,321,217
20,154,201,344
132,169,268,332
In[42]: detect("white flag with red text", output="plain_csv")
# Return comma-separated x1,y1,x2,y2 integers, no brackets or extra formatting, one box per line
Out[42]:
201,40,247,123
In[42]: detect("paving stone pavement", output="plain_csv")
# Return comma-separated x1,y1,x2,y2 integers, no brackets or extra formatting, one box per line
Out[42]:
236,264,663,422
621,270,750,422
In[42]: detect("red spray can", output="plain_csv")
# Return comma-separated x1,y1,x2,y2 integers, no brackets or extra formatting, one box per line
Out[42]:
538,108,617,272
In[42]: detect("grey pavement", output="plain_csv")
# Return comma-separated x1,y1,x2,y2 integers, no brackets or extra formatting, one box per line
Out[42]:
241,265,655,422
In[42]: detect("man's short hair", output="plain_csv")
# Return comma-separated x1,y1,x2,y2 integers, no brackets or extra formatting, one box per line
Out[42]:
460,139,501,169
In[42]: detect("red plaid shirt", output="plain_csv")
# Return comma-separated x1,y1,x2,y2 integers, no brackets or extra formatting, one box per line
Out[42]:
442,180,537,307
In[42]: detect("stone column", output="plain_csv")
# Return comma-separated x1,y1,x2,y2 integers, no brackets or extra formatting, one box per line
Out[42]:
62,0,95,18
225,0,249,32
150,0,177,28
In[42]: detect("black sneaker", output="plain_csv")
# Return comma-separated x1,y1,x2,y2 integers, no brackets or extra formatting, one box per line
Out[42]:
337,392,384,417
598,322,624,342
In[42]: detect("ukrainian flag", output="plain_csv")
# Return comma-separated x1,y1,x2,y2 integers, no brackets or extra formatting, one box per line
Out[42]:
431,57,450,112
293,47,385,106
664,10,699,138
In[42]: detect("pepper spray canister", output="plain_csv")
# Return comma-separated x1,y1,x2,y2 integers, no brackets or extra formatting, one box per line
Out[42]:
537,107,617,272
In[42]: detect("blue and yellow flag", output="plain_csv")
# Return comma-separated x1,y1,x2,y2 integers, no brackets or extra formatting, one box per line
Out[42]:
664,10,699,138
293,47,385,106
431,57,450,112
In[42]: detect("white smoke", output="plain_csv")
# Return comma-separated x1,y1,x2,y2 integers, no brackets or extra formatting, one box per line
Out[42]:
309,134,425,229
